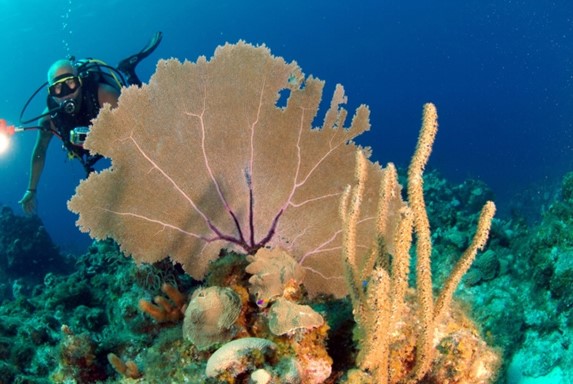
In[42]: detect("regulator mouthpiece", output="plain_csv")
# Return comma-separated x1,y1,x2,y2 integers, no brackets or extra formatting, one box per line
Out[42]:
62,99,78,115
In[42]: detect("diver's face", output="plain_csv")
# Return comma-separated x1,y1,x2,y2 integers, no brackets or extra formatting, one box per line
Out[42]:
48,68,81,101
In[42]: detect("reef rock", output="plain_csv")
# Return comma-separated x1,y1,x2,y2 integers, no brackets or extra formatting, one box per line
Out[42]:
0,205,69,284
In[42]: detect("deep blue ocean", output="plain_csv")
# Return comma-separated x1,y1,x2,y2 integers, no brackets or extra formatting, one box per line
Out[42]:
0,0,571,254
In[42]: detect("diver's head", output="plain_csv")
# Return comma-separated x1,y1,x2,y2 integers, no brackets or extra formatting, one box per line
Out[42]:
47,59,82,113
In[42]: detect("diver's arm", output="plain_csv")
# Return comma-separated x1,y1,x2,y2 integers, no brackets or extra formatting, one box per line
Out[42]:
98,83,120,109
19,119,53,214
28,124,53,190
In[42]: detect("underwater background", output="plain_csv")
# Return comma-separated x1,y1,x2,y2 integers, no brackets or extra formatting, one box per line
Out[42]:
0,0,570,252
0,1,572,383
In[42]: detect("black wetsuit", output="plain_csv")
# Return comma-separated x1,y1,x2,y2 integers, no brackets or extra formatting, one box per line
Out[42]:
47,72,106,174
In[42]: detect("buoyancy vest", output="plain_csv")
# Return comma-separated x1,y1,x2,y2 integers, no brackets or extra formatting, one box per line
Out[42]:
47,72,101,160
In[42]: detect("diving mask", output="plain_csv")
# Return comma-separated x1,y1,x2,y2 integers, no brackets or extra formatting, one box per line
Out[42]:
48,75,82,98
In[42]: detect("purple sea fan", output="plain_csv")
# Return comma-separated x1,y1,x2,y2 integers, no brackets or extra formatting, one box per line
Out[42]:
68,41,393,297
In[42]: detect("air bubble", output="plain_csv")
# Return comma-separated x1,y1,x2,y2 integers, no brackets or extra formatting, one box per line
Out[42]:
60,0,73,56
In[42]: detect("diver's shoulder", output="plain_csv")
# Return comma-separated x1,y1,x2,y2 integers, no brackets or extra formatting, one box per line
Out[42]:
97,82,120,108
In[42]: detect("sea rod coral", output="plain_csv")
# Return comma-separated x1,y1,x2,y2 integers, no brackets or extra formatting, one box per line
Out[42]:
68,41,391,298
340,105,500,383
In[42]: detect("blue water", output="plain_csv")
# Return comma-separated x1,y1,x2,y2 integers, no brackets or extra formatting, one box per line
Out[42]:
0,0,571,254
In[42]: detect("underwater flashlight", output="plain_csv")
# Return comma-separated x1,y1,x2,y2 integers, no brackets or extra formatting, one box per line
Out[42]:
0,119,16,135
0,132,9,154
0,119,18,155
0,118,36,155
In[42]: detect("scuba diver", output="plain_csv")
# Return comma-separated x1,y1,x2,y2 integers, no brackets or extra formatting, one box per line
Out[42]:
18,32,163,215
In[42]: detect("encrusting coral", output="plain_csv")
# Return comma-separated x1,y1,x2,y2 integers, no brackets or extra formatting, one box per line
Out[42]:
51,325,107,383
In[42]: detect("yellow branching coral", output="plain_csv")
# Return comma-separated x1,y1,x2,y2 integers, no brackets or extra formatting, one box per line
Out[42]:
341,104,499,383
407,103,439,383
67,42,392,298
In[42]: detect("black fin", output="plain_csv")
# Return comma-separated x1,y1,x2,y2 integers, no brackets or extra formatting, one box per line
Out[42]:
117,32,163,86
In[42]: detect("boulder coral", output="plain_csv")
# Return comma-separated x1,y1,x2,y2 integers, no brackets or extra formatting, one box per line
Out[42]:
205,337,277,379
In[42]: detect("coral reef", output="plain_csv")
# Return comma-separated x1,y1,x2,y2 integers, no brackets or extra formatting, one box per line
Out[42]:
3,171,572,383
6,42,572,384
0,236,194,383
63,42,502,383
0,205,71,291
501,171,573,382
267,298,324,336
51,325,107,383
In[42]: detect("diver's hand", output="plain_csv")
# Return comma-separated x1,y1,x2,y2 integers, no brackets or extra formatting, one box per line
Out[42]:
19,190,37,215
